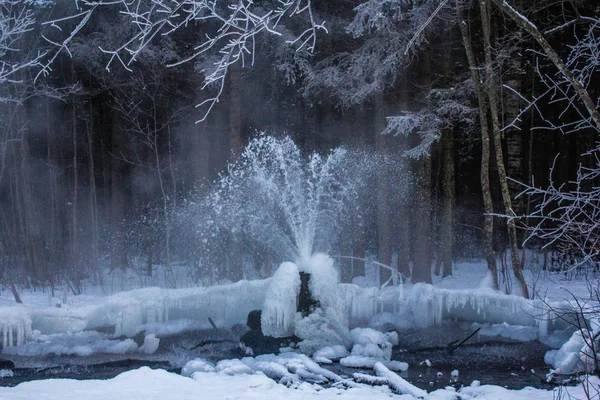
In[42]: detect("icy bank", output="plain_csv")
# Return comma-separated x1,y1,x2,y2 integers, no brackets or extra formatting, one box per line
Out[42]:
0,278,269,349
0,271,572,352
342,282,566,335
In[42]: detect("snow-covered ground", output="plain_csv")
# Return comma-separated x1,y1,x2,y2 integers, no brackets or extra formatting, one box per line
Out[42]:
0,365,597,400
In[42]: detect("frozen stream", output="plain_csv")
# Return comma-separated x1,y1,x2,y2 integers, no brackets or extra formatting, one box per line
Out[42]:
0,324,556,391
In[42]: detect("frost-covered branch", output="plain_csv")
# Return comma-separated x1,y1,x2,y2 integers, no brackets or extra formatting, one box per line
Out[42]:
0,0,44,93
42,0,326,121
383,82,477,159
299,0,451,108
492,3,600,266
490,0,600,132
519,153,600,266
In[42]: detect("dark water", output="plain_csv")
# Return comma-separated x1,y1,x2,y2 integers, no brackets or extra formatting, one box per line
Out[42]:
0,324,558,391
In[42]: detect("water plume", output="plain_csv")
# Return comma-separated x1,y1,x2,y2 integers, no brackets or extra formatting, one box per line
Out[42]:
200,135,368,265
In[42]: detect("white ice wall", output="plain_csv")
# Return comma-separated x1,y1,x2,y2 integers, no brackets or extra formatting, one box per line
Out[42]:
1,278,572,350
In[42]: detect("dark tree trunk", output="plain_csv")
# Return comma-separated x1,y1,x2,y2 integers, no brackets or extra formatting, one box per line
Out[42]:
110,111,127,270
411,53,433,284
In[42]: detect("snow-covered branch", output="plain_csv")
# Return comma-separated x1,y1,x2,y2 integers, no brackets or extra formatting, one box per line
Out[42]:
42,0,326,121
299,0,451,108
383,82,477,159
0,0,44,93
489,3,600,265
519,153,600,265
490,0,600,132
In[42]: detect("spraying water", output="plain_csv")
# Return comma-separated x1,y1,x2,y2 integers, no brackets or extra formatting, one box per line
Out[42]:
200,135,368,266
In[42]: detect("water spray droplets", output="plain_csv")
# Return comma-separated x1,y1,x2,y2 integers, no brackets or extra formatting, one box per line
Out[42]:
200,135,365,264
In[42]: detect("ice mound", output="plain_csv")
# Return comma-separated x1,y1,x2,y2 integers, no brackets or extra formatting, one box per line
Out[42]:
0,370,14,378
546,330,588,375
261,255,351,353
140,334,160,354
216,359,253,375
261,262,300,337
312,345,349,364
294,254,351,353
349,328,398,360
335,327,407,372
181,358,216,376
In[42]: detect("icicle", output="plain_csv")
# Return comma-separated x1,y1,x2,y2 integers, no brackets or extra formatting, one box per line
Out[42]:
399,274,404,301
8,325,13,347
538,299,549,338
16,323,22,346
2,326,6,349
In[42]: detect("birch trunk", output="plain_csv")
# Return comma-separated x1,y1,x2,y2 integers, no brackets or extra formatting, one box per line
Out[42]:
457,0,499,289
480,0,528,298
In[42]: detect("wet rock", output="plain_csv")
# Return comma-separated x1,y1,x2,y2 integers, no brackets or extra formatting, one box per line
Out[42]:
239,310,298,356
0,359,14,370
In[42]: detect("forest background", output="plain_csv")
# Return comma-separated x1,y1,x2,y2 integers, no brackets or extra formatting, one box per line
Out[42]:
1,0,598,300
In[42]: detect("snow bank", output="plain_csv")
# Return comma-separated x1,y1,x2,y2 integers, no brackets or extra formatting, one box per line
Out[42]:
2,363,599,400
